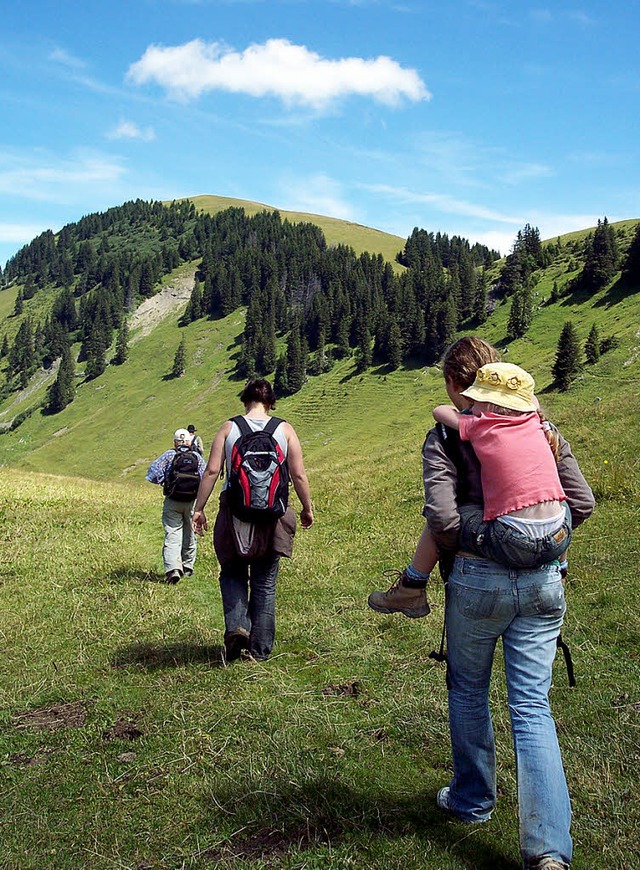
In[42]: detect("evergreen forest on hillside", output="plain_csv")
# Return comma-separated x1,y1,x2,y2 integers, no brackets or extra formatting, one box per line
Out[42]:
1,198,639,423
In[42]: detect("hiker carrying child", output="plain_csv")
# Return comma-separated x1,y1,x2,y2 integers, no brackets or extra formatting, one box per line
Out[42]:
429,361,571,573
368,361,572,617
368,337,594,870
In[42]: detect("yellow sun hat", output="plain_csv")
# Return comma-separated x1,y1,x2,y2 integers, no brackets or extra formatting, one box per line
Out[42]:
460,362,536,412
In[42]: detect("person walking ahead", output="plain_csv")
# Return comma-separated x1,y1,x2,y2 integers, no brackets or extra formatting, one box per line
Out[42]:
146,428,206,583
192,379,313,662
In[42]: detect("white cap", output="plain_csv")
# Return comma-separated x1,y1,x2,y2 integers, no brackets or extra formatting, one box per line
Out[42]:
174,428,190,441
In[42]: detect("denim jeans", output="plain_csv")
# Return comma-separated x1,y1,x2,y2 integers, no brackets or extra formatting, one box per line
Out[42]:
445,555,572,868
458,502,571,569
161,497,197,573
219,555,280,660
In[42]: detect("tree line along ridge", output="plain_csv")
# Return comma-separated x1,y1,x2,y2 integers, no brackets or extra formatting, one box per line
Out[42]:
1,200,639,421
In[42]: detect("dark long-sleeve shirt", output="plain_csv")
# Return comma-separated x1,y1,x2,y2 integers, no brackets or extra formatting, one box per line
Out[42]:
422,424,595,552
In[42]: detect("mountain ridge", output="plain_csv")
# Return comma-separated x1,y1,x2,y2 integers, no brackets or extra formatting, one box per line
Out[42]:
0,198,638,486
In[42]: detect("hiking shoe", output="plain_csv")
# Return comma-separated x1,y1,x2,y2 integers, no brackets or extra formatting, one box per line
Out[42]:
528,859,569,870
436,786,492,824
165,568,182,584
223,628,250,662
436,786,452,812
367,570,431,618
183,567,194,578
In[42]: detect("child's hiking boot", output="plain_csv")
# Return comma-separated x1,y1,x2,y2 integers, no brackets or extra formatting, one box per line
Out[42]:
165,568,182,584
367,570,430,618
223,628,250,662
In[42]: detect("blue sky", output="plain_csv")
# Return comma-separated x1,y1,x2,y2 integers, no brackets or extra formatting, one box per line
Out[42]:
1,0,639,268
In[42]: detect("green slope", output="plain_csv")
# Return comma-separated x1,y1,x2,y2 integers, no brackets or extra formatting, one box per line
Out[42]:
1,210,640,869
1,245,639,493
0,208,639,485
184,193,406,267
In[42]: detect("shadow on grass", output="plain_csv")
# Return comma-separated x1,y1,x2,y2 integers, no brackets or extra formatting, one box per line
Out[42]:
106,567,168,585
111,641,224,670
202,777,519,869
593,275,635,308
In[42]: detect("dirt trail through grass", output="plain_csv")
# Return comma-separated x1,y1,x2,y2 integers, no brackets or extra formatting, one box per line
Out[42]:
129,269,196,342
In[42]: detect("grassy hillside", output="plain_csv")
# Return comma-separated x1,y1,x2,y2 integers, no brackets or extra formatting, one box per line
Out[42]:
1,210,640,868
185,194,407,268
1,371,638,868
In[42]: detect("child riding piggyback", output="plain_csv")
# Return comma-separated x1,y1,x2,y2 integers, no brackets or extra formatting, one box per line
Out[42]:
434,361,571,568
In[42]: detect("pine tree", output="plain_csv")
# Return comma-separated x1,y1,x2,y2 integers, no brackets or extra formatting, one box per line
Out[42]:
334,317,351,359
113,321,129,365
473,270,488,324
1,334,9,358
584,324,600,364
261,320,277,373
386,318,403,370
22,274,36,300
552,322,582,391
186,281,203,322
13,290,24,316
285,325,305,394
172,335,187,377
139,260,156,297
84,328,108,380
582,217,619,291
507,290,523,340
47,338,76,413
622,222,640,284
354,326,372,372
9,319,36,387
506,286,533,339
274,352,288,396
237,342,256,380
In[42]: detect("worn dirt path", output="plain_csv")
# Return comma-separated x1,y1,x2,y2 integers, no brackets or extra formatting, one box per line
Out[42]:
0,269,197,428
128,268,196,342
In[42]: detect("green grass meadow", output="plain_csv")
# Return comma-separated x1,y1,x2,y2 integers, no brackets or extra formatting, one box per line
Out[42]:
1,222,640,868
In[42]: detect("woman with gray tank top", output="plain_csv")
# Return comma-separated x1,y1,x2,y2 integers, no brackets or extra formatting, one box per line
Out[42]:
192,379,313,662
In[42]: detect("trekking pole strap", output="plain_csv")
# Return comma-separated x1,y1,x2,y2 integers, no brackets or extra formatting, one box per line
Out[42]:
557,632,576,687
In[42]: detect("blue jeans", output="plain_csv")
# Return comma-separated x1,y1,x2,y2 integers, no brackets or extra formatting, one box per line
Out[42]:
458,502,571,569
161,497,197,573
219,556,280,660
445,555,572,868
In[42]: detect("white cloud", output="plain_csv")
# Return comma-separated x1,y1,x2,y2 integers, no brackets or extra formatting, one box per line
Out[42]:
107,120,156,142
48,47,86,69
500,162,553,185
127,38,430,109
364,183,525,224
470,230,518,257
279,173,357,221
0,150,127,202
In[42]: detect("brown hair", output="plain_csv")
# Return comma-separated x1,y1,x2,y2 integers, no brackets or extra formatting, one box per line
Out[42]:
442,337,501,390
240,378,276,409
480,401,524,417
537,411,561,462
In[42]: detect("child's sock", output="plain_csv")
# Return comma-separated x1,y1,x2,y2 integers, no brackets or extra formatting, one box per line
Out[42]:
404,564,430,587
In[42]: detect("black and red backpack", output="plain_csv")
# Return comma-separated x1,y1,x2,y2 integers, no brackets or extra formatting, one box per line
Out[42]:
163,446,201,501
226,416,289,523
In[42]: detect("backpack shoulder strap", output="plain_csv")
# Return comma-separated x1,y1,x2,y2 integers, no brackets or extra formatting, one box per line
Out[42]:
434,421,470,504
434,422,463,471
230,415,252,438
263,416,284,437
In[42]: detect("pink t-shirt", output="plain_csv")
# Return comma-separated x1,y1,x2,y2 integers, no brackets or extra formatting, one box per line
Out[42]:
458,411,566,521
